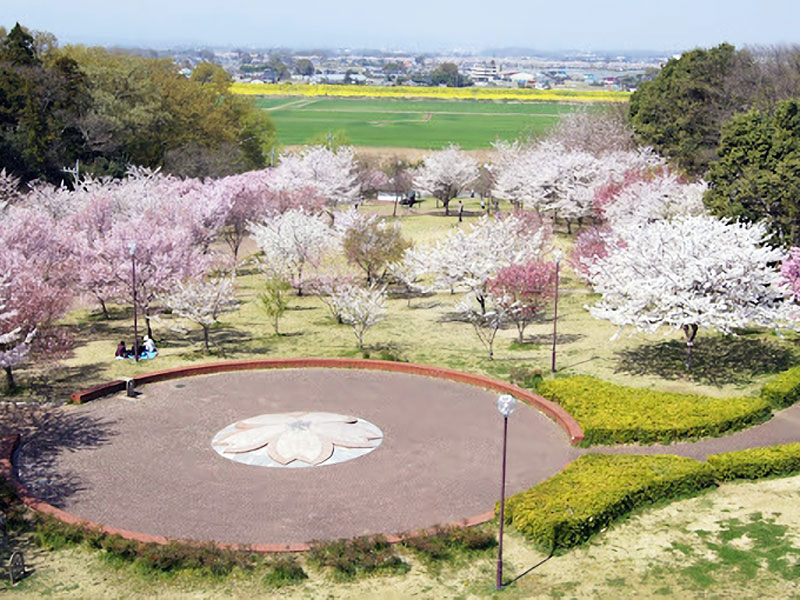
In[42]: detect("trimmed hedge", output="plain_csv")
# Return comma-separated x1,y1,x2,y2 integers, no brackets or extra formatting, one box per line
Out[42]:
760,366,800,409
503,454,715,552
538,376,772,445
707,443,800,481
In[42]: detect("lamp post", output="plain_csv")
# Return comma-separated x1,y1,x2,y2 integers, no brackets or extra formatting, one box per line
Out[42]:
128,242,139,363
496,393,517,591
551,249,563,373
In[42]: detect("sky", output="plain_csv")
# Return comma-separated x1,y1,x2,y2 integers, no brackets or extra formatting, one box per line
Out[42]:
1,0,799,53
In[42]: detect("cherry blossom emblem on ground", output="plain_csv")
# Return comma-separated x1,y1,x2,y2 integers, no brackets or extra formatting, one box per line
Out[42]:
211,411,384,468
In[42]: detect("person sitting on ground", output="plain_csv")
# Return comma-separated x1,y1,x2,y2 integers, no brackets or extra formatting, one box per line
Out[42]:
143,335,157,356
115,340,127,359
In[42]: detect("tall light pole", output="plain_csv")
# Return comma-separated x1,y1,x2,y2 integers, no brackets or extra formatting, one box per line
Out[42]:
551,249,563,373
128,242,139,363
496,393,517,591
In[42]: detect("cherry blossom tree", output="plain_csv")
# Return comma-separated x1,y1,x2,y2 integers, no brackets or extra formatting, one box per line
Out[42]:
332,284,387,350
456,293,509,360
305,274,359,324
599,169,707,231
163,275,238,352
0,168,21,211
428,214,549,312
569,225,615,283
387,246,430,307
413,144,478,216
250,209,335,295
493,142,664,231
588,215,791,369
270,145,360,207
781,248,800,302
0,206,76,388
487,260,556,343
0,273,33,390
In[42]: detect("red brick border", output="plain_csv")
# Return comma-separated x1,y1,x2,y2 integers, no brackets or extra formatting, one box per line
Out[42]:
4,359,583,553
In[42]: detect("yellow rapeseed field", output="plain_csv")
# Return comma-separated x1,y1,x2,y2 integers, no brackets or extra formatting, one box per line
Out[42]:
230,82,629,103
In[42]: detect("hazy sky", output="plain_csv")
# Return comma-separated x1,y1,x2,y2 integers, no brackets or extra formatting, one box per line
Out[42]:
2,1,798,52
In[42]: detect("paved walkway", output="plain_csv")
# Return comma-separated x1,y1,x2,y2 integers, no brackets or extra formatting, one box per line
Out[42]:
584,402,800,460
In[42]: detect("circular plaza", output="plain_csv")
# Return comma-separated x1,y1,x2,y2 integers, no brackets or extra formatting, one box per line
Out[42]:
15,363,579,547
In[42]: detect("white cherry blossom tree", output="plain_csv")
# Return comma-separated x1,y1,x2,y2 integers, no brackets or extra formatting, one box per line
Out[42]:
427,214,549,312
250,209,335,295
413,144,478,216
270,145,360,206
163,276,238,352
588,215,792,369
333,283,387,350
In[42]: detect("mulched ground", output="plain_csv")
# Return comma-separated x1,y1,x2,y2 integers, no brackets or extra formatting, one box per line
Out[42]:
15,368,576,545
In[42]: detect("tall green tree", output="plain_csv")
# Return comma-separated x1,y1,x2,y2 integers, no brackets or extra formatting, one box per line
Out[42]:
0,24,90,182
629,43,746,175
705,99,800,247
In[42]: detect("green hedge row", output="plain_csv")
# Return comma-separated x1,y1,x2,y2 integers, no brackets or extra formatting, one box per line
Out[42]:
707,443,800,481
503,454,716,552
538,376,772,445
760,366,800,409
505,444,800,552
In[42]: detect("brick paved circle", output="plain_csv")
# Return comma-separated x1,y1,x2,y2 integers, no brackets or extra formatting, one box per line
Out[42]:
17,368,577,545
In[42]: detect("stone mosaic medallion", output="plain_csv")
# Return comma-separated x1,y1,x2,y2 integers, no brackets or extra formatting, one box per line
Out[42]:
211,411,383,468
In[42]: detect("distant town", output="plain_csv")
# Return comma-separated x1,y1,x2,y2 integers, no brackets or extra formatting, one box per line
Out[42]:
141,47,669,92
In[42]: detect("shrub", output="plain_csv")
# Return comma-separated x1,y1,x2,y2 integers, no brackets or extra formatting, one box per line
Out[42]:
31,515,252,576
503,454,715,552
707,443,800,481
538,376,771,445
760,366,800,409
262,555,308,588
402,525,496,567
308,535,409,581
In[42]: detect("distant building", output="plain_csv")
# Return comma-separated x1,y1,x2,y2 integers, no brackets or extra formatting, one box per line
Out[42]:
468,62,499,83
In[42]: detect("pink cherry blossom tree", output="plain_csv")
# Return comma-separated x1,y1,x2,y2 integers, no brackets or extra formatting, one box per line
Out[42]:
781,248,800,302
0,206,77,389
487,260,556,343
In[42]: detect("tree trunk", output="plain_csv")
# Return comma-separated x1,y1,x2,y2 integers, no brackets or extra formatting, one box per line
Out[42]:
98,297,110,320
145,313,154,339
273,314,280,336
444,199,450,216
517,322,525,344
477,293,486,315
4,366,15,391
203,326,210,352
682,323,698,370
393,194,399,217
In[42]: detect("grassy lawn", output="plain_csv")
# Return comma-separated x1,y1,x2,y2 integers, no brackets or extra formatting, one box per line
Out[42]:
258,96,579,149
5,475,800,598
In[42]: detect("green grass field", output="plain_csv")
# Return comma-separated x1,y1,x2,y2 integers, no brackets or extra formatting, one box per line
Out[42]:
257,96,582,149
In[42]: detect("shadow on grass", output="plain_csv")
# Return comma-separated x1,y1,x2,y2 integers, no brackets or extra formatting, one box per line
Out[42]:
516,333,585,346
614,336,797,387
13,408,117,508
